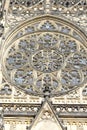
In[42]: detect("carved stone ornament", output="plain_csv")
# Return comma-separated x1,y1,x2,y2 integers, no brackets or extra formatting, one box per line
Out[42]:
1,15,87,97
28,100,66,130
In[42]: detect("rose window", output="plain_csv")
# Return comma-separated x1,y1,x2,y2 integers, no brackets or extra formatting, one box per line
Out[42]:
31,50,63,73
2,17,87,96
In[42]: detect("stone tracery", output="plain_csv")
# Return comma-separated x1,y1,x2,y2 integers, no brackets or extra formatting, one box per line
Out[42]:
2,17,87,97
51,0,80,8
6,0,87,36
0,1,87,130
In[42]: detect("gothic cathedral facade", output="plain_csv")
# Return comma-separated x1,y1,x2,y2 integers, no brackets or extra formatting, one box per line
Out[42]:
0,0,87,130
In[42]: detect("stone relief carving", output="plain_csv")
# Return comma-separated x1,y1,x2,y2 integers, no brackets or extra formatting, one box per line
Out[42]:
28,101,65,130
3,0,86,36
0,1,87,130
1,17,87,97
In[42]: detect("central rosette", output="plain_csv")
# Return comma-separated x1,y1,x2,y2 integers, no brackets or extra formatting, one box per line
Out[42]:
31,50,63,73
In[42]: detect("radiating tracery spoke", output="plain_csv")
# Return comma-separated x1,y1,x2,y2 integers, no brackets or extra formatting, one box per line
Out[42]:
67,53,87,69
38,33,58,48
14,66,34,91
61,69,82,88
31,50,63,73
18,38,38,54
6,51,28,71
36,74,59,93
59,40,77,57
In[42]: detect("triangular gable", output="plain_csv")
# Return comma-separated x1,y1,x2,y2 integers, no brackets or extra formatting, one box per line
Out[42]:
29,99,66,130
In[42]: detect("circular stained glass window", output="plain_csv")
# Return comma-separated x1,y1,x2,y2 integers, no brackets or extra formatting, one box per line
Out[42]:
2,17,87,97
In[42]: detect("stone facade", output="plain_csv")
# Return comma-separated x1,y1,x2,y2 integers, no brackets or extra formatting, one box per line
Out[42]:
0,0,87,130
